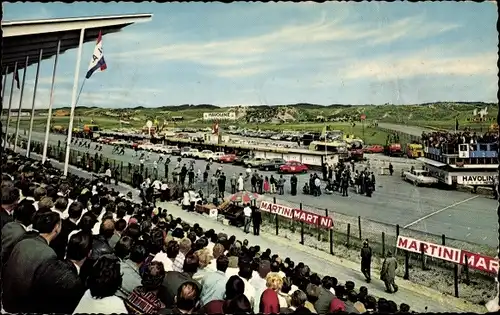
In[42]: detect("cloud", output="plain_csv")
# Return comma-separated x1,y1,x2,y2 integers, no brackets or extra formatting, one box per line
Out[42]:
107,13,460,78
338,51,497,81
212,65,277,78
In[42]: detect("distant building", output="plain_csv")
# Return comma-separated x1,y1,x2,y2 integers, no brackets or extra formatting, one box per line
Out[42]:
171,116,184,121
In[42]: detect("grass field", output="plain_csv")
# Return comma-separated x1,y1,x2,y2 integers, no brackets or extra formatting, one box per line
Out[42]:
3,101,496,146
2,117,391,145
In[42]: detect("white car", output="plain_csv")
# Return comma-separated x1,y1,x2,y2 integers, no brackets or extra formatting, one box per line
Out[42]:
149,144,166,153
110,139,128,146
162,146,180,154
403,169,438,186
138,143,154,151
206,151,225,162
181,148,199,158
197,150,214,159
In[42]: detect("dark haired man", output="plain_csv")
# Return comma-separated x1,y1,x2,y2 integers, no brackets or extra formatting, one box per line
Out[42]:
50,201,84,259
1,185,20,229
2,212,61,312
1,199,36,263
32,231,92,313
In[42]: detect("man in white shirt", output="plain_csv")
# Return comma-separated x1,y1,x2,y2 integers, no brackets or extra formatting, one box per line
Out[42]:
314,176,321,196
250,260,271,313
243,204,252,234
237,260,256,306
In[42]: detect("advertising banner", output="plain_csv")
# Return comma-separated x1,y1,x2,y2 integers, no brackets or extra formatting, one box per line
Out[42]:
259,200,333,228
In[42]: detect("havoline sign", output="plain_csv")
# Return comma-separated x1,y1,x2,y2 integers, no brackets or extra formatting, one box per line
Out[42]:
457,174,496,185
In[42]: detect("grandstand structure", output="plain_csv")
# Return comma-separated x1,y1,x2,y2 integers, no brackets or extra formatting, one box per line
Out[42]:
1,13,153,173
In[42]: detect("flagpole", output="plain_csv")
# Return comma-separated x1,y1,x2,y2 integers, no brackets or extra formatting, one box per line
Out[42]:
4,62,17,148
64,28,85,176
42,39,61,163
75,78,87,107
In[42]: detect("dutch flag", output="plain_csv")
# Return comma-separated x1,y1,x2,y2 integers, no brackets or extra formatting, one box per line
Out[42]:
86,31,107,79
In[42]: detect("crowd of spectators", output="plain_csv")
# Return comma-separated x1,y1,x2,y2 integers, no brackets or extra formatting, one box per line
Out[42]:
1,148,413,314
421,130,498,153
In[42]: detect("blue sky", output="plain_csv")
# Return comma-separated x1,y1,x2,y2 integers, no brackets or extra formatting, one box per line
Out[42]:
3,2,498,109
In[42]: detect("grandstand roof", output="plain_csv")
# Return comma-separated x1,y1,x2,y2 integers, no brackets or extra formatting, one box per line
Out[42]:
2,13,153,74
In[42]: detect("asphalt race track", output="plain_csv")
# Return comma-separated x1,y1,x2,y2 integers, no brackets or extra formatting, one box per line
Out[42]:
9,129,497,248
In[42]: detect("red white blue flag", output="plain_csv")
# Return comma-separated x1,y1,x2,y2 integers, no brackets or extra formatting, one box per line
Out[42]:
86,31,107,79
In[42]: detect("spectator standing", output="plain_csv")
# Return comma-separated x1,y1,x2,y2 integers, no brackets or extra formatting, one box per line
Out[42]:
243,203,252,234
1,199,36,263
252,206,262,236
381,250,398,293
1,185,20,229
50,201,83,260
31,231,91,313
109,218,127,249
360,240,372,283
2,212,61,312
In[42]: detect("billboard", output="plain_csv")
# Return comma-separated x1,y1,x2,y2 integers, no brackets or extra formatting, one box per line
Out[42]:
203,112,236,121
259,200,333,228
397,235,499,274
457,174,496,186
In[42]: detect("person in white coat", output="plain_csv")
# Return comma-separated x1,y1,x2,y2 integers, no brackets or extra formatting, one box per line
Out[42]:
238,173,245,192
181,190,190,210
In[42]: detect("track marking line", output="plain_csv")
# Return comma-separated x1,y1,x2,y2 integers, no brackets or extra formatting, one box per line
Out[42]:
403,195,479,229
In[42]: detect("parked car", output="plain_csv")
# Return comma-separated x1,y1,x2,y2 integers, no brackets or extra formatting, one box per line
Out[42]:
403,169,438,186
162,145,180,155
363,145,384,154
197,150,214,159
245,157,268,168
181,147,197,158
149,144,166,153
279,161,308,174
207,152,225,162
259,158,287,171
233,154,254,165
219,154,237,163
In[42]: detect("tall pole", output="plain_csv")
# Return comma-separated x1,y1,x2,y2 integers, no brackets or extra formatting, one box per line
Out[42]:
14,56,29,153
26,49,43,157
42,40,61,163
64,28,85,176
1,66,9,117
4,62,17,148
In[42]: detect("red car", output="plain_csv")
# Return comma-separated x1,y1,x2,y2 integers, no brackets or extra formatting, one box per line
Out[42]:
219,154,237,163
279,161,308,174
363,145,384,154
